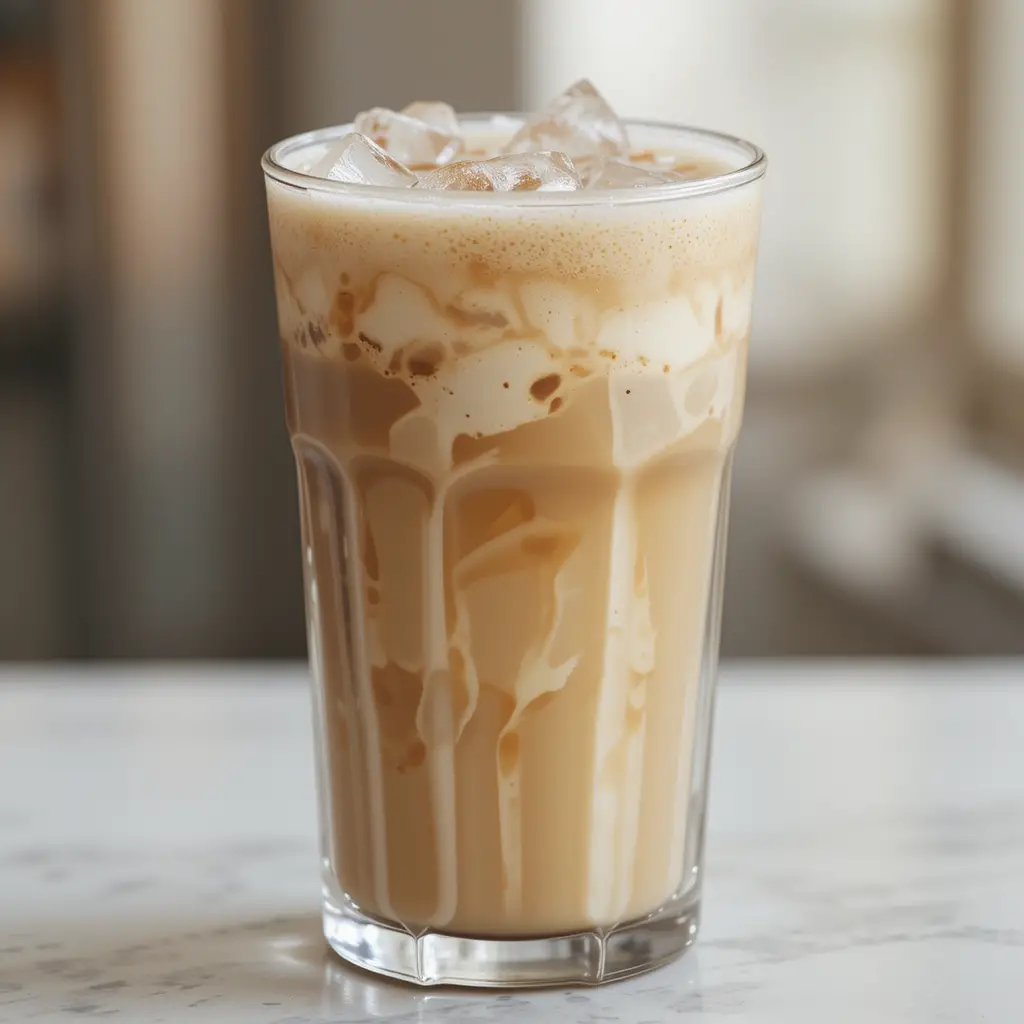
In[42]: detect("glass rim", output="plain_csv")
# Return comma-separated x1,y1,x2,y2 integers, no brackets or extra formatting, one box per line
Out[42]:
262,115,767,208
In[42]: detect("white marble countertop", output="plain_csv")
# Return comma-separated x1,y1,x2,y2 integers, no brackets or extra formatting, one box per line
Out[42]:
1,662,1022,1023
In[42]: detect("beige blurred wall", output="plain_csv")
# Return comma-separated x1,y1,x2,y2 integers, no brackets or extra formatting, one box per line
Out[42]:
283,0,519,129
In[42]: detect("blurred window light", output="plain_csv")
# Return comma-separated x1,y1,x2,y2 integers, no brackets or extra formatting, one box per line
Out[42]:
968,0,1024,373
521,0,949,379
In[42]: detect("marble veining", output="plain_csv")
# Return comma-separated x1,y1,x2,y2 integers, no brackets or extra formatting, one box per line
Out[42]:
1,663,1023,1022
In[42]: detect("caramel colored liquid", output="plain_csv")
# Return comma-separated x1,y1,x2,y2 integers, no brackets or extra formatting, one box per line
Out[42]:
269,149,761,936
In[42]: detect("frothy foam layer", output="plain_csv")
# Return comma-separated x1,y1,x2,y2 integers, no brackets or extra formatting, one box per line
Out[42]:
270,154,759,475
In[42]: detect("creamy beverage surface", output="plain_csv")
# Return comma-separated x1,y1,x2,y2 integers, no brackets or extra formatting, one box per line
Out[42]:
265,82,764,936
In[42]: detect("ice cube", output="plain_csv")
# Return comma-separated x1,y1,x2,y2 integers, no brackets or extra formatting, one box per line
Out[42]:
584,157,685,190
309,133,416,187
354,105,461,166
503,79,628,159
402,101,460,137
414,152,582,192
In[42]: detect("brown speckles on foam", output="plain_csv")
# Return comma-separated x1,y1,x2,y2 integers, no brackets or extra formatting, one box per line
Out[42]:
467,259,496,287
406,343,445,377
331,290,355,337
447,303,508,329
530,374,561,402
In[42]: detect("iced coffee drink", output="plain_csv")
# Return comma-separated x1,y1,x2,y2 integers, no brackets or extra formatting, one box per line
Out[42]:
263,81,765,986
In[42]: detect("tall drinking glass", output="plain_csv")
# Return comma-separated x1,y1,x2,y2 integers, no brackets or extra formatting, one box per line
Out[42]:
263,118,765,987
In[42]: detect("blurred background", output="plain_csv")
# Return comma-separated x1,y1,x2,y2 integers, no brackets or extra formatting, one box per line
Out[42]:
2,0,1022,662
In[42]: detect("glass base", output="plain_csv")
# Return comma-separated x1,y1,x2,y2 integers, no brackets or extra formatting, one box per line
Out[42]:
323,891,700,987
